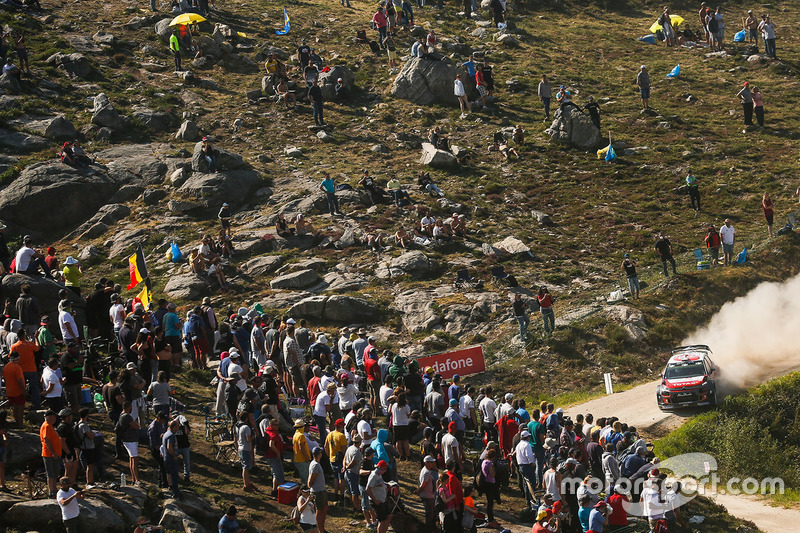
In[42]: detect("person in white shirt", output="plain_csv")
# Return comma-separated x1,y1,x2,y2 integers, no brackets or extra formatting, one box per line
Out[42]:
57,476,84,531
441,421,462,470
313,384,337,442
458,387,477,432
479,387,498,441
719,218,736,266
109,293,125,336
641,470,666,530
41,357,64,413
495,393,515,419
15,236,54,278
337,376,358,412
420,213,436,237
454,73,470,117
227,353,246,391
357,408,375,446
378,377,393,415
58,303,79,344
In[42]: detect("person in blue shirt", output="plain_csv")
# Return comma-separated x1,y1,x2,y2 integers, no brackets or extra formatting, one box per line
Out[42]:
218,505,242,533
621,447,648,478
319,172,342,216
462,56,476,78
163,303,182,366
516,399,530,425
447,374,461,401
588,501,609,532
578,495,592,533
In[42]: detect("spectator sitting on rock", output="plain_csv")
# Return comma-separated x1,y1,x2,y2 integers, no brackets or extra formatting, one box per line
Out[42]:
295,214,314,236
420,211,435,237
198,235,220,267
189,249,205,274
387,176,412,207
70,140,93,167
359,170,389,205
276,213,294,237
60,141,77,167
450,214,466,237
494,139,520,160
365,229,384,252
276,78,296,108
426,29,436,52
432,220,451,244
428,127,449,151
410,38,425,58
395,227,411,248
208,257,228,290
15,236,54,279
334,78,349,102
2,58,20,79
201,137,218,173
418,171,444,198
309,48,323,70
512,125,525,145
218,229,234,259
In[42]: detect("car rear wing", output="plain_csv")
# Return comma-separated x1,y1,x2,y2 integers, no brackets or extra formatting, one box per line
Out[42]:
671,344,710,354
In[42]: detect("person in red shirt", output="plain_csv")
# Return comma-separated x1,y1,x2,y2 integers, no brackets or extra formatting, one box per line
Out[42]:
364,353,381,413
444,459,463,520
3,352,26,426
40,410,62,497
704,225,721,267
12,329,41,409
495,414,519,459
537,287,555,337
532,508,553,532
606,485,630,530
475,68,487,108
263,416,285,496
307,367,322,408
44,246,59,273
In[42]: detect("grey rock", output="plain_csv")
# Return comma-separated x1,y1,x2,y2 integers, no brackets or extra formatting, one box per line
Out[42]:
246,88,262,101
376,250,435,278
0,163,119,233
164,272,210,300
46,52,92,79
92,93,125,131
391,57,474,106
371,144,388,153
170,166,191,187
178,169,263,210
334,227,357,249
159,502,195,531
176,120,199,141
195,36,222,59
191,141,244,172
0,128,49,153
531,209,555,227
108,228,149,258
493,236,530,254
132,108,176,131
167,199,203,214
110,184,145,203
240,255,284,276
96,127,113,140
96,202,134,225
545,105,601,149
142,188,168,205
235,236,277,256
419,142,457,168
0,154,17,175
0,72,22,94
287,295,328,318
495,32,517,46
154,18,173,42
322,272,369,291
78,244,100,261
176,70,195,80
261,75,277,96
471,27,489,39
92,31,116,45
0,491,25,514
192,56,214,70
393,290,440,333
324,295,379,322
270,269,320,289
99,144,168,184
316,130,333,142
318,65,355,100
4,496,126,532
284,146,303,158
40,115,77,140
81,222,108,239
746,54,768,65
5,431,41,469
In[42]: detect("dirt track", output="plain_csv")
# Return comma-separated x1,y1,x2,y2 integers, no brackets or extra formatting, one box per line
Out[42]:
562,380,800,533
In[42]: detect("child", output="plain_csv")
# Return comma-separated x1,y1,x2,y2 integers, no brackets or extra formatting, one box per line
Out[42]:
462,485,480,533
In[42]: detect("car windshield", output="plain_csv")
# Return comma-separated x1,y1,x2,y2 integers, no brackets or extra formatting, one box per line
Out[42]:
665,360,705,380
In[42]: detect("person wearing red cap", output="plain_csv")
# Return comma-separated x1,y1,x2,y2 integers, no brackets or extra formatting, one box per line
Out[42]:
367,459,392,533
324,418,348,504
441,421,463,474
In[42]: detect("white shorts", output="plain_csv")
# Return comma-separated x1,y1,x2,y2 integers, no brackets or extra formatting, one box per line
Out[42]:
123,441,139,458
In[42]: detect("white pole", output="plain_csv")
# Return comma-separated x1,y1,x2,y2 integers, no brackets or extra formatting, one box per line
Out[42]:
603,373,614,395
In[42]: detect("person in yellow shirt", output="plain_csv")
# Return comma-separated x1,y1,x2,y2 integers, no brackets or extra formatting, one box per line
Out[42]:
292,419,312,482
169,31,181,72
324,418,348,504
62,256,82,296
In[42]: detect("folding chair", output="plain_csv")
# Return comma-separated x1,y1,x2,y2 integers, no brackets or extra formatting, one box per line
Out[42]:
210,427,238,464
202,403,228,441
490,266,518,287
693,248,710,270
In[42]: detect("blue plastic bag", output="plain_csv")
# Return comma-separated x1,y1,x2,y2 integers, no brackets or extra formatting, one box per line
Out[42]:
734,29,746,42
666,64,680,78
170,242,183,263
639,34,656,44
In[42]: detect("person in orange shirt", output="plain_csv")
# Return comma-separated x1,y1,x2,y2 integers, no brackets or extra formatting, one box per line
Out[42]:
11,329,40,409
3,352,26,426
40,410,63,497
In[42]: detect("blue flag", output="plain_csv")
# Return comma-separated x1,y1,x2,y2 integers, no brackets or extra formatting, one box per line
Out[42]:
605,144,616,162
276,7,290,35
666,64,680,78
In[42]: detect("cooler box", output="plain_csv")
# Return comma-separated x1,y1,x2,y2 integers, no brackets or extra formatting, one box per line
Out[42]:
81,386,93,405
696,260,711,270
277,482,299,504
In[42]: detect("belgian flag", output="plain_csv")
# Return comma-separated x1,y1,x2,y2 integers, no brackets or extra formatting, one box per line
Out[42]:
126,244,149,290
134,278,152,309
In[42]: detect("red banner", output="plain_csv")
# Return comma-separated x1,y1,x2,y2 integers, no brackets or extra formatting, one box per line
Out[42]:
415,345,486,380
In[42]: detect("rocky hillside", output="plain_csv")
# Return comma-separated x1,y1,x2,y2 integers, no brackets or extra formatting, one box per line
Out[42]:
2,0,800,396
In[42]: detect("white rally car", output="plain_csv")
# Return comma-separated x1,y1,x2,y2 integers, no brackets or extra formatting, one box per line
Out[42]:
656,345,719,410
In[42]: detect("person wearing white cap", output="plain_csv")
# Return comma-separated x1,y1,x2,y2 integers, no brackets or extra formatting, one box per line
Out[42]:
745,10,758,46
636,64,650,111
415,455,439,532
62,256,82,296
217,203,232,238
496,392,515,419
335,77,350,101
515,430,537,507
307,333,332,368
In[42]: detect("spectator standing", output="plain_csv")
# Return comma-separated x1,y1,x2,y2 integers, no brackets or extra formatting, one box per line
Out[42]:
319,172,342,217
537,287,555,337
705,225,721,267
308,447,328,533
621,254,640,299
41,410,62,497
759,15,776,59
538,74,552,120
161,419,183,499
15,284,41,338
367,460,392,533
117,401,141,486
372,7,388,48
454,74,470,118
56,476,84,533
169,30,181,71
654,232,677,277
686,172,700,211
745,10,758,46
511,293,529,342
762,192,774,237
415,455,439,532
308,79,326,127
147,412,168,489
636,65,650,110
4,352,25,426
737,82,754,127
719,219,736,266
584,96,600,130
752,86,764,127
13,329,40,409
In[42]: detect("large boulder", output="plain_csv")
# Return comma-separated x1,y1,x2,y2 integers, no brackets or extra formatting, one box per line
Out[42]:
288,295,379,322
132,108,176,131
545,105,601,149
0,163,121,233
240,255,284,276
35,115,78,140
0,72,22,94
178,169,263,209
0,128,49,153
376,251,436,278
391,57,473,106
4,497,125,533
92,93,126,131
191,141,244,172
419,142,457,168
46,52,92,79
98,144,168,184
176,120,199,141
270,268,320,289
154,18,173,42
1,274,86,326
164,272,210,300
393,290,441,333
318,65,355,100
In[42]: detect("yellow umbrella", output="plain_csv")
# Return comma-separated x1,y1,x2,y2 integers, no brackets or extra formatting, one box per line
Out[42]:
169,13,206,26
650,14,684,33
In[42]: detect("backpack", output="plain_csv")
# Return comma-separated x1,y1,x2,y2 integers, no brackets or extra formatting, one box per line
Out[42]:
707,16,718,33
346,415,360,436
290,505,301,524
369,40,380,53
73,422,87,450
433,491,446,514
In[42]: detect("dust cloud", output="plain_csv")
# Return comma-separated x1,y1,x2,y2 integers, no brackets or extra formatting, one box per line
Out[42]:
682,272,800,391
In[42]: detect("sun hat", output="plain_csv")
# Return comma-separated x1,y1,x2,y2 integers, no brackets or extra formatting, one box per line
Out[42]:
423,455,436,463
317,334,328,345
64,256,78,265
536,509,552,521
294,419,306,428
425,366,434,374
126,362,137,370
505,393,514,401
286,318,296,325
520,430,531,438
555,407,564,414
